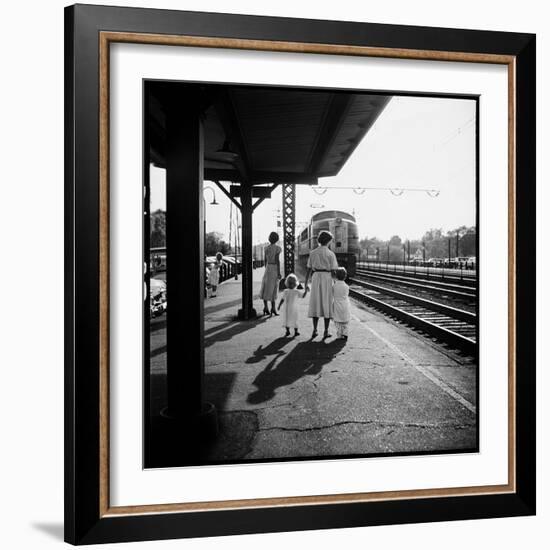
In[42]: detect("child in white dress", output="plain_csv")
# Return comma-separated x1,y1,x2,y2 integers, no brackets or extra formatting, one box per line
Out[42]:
207,252,223,297
277,274,303,337
333,267,351,340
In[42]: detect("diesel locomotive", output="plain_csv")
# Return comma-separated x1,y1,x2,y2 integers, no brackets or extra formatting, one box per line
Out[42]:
296,210,360,276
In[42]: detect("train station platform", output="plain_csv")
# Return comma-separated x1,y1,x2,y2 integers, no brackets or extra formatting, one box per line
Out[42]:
150,267,477,464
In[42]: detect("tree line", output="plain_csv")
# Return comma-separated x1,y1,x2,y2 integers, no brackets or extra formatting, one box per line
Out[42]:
151,210,476,262
359,226,476,262
150,209,232,255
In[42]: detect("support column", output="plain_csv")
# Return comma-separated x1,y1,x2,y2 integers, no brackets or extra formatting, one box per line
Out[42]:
282,183,296,276
238,184,256,320
164,90,217,433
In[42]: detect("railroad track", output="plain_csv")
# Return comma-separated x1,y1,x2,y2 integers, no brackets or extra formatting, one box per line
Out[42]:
354,267,477,300
356,264,477,287
348,277,477,355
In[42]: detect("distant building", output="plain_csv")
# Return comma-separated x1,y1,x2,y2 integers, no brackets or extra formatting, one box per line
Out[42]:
412,249,424,261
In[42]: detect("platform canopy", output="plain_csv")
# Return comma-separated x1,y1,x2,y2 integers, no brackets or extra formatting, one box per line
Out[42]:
149,84,391,185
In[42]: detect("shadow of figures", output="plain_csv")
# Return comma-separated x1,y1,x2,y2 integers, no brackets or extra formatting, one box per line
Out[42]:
245,337,289,365
247,338,347,404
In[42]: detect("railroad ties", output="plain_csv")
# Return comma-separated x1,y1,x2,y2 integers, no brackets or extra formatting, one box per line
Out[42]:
349,268,477,356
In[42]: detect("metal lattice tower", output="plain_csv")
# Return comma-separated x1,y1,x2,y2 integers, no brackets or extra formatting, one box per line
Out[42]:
282,184,296,276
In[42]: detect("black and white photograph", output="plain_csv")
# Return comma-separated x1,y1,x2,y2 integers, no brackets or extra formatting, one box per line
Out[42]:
144,81,479,468
1,0,544,544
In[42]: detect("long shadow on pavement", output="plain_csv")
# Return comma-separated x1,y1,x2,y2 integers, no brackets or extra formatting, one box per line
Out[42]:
204,297,247,316
204,320,234,336
150,317,166,333
204,315,270,347
247,338,347,404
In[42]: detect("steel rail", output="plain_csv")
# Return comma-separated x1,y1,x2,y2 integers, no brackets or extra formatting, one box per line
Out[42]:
349,288,476,355
356,262,477,287
354,269,477,299
348,278,476,324
350,288,476,356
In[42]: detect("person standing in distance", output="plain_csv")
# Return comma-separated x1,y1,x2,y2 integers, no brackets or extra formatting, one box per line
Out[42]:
259,231,282,316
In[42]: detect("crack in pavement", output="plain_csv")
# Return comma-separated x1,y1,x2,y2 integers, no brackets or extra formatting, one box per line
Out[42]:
248,401,297,412
257,420,476,433
224,392,317,414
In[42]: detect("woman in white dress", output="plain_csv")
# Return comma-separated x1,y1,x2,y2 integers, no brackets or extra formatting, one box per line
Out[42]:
259,232,282,316
302,230,338,339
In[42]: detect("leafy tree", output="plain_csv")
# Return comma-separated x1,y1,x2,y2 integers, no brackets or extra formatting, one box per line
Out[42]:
150,209,166,248
358,225,476,263
205,231,231,256
358,236,384,259
422,228,444,242
458,229,476,256
389,235,402,246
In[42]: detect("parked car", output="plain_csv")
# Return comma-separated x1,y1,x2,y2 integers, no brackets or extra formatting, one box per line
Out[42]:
427,257,444,266
150,278,167,317
150,252,167,273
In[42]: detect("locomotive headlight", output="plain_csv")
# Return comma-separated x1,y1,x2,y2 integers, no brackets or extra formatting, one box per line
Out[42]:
335,217,342,225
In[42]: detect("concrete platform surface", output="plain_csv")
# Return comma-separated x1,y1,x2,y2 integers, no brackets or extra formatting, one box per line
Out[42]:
150,267,477,464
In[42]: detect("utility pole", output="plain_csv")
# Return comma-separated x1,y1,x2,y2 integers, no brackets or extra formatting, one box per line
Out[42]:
234,214,238,280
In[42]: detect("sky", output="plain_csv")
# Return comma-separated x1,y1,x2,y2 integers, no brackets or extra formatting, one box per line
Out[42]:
150,95,476,244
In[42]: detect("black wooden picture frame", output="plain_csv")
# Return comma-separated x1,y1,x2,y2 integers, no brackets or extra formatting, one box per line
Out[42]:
65,4,536,545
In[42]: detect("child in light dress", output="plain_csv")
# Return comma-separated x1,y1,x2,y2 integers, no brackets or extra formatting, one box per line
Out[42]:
333,267,351,340
207,252,223,297
277,274,303,337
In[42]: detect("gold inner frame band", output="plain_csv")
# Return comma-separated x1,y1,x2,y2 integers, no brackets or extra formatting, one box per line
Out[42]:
98,31,517,517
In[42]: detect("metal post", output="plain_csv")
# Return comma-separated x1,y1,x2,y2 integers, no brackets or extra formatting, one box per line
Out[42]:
238,184,256,320
282,183,296,276
234,217,238,280
163,90,216,432
203,197,206,261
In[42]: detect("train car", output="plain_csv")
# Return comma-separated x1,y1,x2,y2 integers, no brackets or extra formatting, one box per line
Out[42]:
296,210,360,276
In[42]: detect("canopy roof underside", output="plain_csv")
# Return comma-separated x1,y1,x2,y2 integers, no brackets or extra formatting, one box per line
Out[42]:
149,83,391,185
